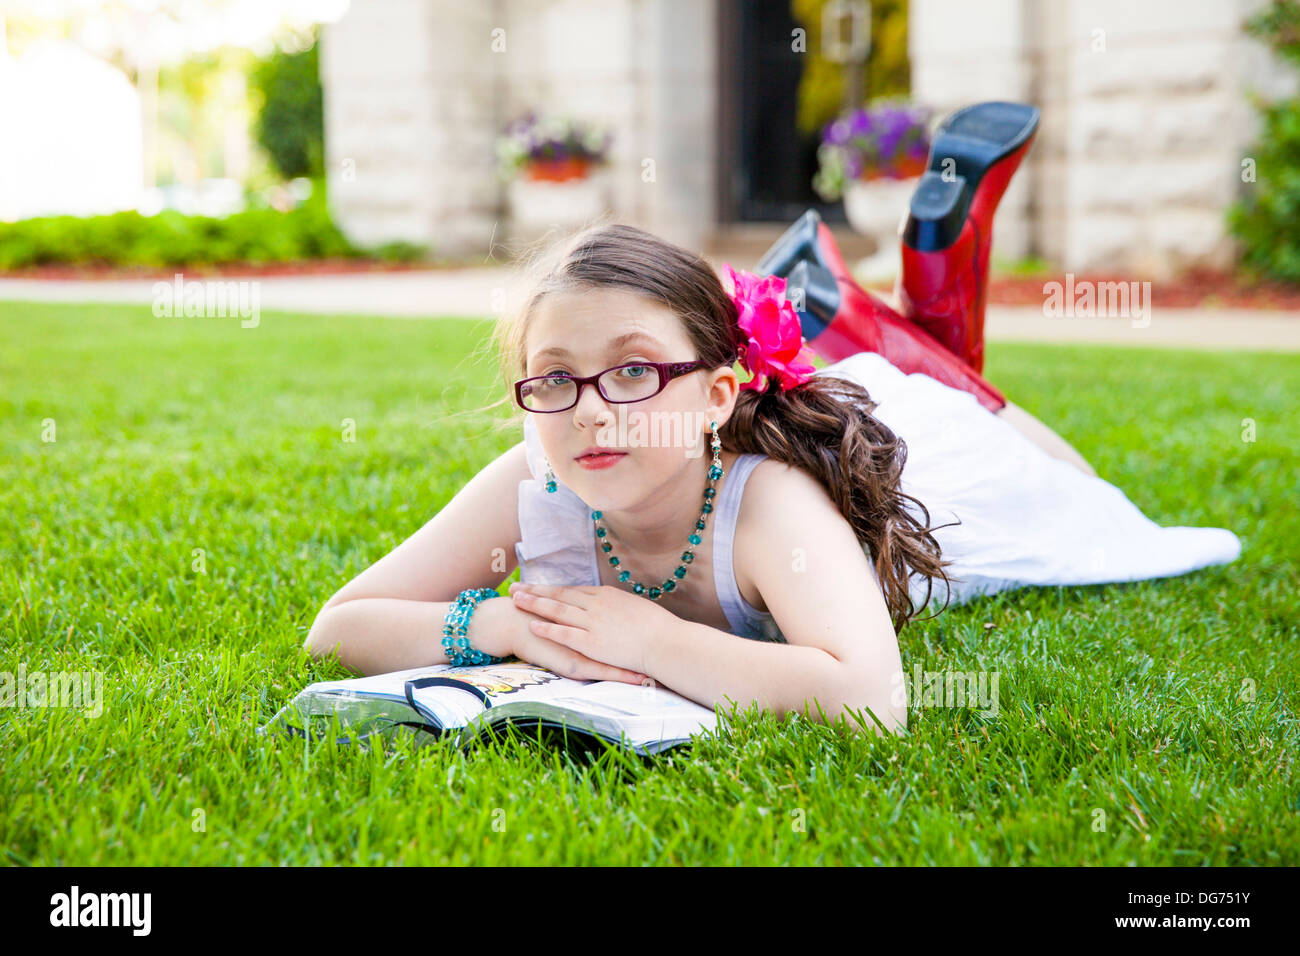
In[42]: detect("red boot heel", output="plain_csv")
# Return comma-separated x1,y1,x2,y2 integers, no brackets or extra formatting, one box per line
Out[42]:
897,101,1040,374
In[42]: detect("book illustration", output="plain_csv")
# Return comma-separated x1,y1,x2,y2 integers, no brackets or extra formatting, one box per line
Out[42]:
431,661,561,700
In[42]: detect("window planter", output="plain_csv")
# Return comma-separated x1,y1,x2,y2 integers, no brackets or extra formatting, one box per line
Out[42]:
842,174,922,282
507,165,612,242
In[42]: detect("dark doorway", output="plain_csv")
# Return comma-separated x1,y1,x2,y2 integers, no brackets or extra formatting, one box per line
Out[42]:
717,0,848,225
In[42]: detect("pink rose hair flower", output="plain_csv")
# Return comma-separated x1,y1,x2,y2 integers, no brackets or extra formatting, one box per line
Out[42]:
722,263,818,393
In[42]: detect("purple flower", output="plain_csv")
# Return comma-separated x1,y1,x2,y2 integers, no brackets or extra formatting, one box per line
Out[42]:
817,101,933,184
825,118,851,146
848,109,874,136
498,111,614,169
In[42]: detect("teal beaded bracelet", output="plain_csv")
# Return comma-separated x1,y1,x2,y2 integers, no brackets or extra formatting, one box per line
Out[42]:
442,587,507,667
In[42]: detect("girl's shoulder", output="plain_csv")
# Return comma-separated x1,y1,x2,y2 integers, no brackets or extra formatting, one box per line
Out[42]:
730,456,847,614
737,455,839,519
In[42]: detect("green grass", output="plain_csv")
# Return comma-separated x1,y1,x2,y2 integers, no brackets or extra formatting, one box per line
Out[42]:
1,301,1297,865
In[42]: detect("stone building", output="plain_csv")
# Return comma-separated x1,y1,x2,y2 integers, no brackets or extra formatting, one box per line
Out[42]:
320,0,1295,277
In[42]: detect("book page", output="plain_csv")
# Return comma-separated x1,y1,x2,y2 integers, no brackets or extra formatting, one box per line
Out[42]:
292,665,455,700
267,661,719,752
472,678,721,754
541,680,718,721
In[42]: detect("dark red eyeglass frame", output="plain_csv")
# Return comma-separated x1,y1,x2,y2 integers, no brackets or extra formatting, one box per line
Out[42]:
514,360,709,413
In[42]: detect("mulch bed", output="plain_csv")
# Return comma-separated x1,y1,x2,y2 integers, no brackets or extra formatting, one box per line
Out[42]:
986,271,1300,311
867,269,1300,311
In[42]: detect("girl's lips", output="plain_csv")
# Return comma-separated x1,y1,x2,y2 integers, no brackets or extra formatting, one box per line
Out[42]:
575,451,627,470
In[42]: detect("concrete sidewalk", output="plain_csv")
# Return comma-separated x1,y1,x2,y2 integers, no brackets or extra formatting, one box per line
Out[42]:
0,269,521,320
1,268,1297,350
985,305,1300,350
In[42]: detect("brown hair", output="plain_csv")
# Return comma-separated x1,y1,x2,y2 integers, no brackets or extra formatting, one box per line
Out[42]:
487,218,955,631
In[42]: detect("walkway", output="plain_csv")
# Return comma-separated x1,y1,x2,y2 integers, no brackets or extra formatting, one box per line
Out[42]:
1,269,1297,350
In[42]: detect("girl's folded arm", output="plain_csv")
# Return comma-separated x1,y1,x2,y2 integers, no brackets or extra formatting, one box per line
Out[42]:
657,460,907,733
303,440,532,672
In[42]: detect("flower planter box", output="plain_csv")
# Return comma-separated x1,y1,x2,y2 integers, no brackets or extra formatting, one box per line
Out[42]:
506,166,612,244
843,175,921,282
522,158,593,182
813,101,933,280
843,175,920,241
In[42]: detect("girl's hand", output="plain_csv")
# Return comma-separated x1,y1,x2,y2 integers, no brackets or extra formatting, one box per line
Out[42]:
508,581,669,679
473,593,648,685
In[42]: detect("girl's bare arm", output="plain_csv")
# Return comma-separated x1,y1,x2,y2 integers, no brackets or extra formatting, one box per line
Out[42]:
303,441,646,682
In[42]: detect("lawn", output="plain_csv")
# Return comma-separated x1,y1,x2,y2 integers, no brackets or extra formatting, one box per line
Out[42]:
1,301,1296,865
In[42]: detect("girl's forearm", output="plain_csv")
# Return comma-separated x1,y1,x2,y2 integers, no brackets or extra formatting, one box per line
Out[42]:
644,618,906,735
304,596,522,676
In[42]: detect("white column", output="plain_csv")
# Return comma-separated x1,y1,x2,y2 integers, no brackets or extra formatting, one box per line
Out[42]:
320,0,500,255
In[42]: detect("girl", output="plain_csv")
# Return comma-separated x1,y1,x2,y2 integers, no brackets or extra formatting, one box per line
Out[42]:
305,105,1241,738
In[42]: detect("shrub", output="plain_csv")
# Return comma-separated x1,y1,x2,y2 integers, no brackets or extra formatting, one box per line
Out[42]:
0,189,361,270
1227,0,1300,283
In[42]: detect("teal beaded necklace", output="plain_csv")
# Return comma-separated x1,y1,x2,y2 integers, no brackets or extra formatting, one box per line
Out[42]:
591,420,725,601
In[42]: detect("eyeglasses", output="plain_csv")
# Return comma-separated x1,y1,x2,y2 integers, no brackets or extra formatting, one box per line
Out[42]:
514,360,709,413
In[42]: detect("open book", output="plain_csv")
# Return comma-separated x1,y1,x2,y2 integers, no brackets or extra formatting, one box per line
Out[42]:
258,659,720,756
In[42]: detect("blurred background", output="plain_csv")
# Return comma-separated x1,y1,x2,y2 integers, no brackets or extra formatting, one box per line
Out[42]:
2,0,1299,299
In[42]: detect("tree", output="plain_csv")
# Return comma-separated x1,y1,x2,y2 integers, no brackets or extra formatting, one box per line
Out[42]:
250,29,324,181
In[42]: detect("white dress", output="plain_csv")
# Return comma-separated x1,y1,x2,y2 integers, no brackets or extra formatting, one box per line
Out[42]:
819,350,1242,611
512,350,1242,636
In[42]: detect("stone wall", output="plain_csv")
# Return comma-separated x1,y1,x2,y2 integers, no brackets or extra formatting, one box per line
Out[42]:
908,0,1036,262
319,0,500,255
910,0,1297,277
320,0,718,259
321,0,1294,275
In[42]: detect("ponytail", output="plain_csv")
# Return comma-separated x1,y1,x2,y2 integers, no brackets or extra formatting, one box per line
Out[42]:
723,374,956,631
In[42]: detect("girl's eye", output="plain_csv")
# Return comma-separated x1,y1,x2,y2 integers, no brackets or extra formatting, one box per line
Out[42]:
618,364,650,378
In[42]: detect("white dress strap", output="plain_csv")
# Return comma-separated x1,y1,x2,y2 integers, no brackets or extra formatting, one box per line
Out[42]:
712,454,786,642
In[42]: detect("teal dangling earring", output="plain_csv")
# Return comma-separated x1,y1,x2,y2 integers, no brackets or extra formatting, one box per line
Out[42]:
544,460,557,493
709,419,724,481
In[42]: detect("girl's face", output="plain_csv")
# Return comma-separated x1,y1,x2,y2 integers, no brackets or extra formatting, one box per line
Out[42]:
523,287,734,512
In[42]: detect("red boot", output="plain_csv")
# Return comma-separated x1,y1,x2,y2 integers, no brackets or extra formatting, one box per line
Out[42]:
753,209,1008,412
896,101,1040,374
784,258,1008,413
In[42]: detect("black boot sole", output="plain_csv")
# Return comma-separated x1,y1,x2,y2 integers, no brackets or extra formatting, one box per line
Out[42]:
783,259,840,339
903,101,1040,252
754,208,828,280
